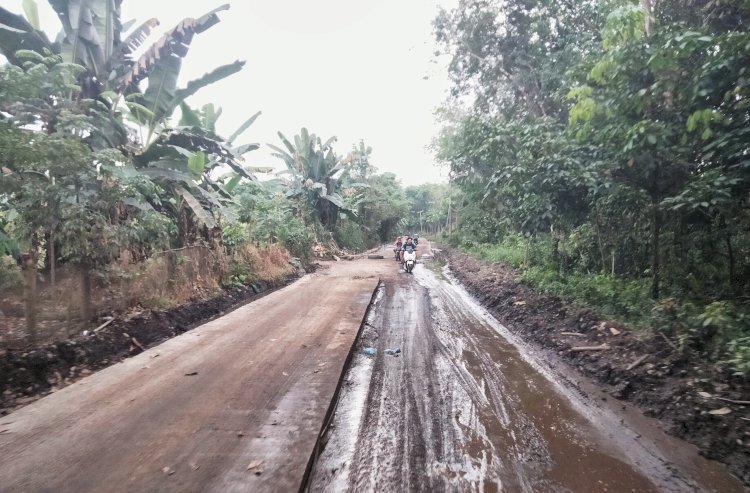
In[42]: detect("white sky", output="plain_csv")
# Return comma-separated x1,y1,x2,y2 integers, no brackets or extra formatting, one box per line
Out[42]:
5,0,455,185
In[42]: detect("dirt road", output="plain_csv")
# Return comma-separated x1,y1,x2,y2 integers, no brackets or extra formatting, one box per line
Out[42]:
309,242,746,493
0,260,387,493
0,241,745,492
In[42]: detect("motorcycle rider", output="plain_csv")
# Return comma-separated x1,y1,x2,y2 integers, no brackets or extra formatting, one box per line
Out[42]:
393,236,404,261
401,236,417,265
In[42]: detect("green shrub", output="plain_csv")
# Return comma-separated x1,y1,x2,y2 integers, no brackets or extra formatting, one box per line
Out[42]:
520,267,652,327
652,299,750,373
335,219,367,251
281,225,314,260
726,336,750,376
222,223,250,255
0,255,21,292
463,234,527,267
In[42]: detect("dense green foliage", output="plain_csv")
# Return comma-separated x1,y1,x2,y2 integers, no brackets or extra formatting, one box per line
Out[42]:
435,0,750,373
0,2,410,340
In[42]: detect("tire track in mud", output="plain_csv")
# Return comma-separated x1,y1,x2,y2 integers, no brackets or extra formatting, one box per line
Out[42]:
308,256,745,493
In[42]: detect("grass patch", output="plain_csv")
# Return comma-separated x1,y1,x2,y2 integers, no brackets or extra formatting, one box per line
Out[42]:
455,238,750,375
458,237,653,327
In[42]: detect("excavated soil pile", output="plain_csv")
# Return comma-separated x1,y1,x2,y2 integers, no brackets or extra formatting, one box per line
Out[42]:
442,247,750,486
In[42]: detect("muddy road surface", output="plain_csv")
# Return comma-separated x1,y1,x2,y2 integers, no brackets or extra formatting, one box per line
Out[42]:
0,241,745,493
309,242,745,493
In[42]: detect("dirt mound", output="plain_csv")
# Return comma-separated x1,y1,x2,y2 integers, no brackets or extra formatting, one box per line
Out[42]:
0,273,302,414
441,247,750,486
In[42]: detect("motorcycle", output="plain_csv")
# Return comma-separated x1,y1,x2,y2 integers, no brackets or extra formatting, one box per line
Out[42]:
394,247,401,262
403,249,417,273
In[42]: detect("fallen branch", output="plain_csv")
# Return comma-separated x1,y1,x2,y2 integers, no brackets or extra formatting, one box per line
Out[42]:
715,396,750,406
626,354,649,371
571,344,610,352
658,332,678,350
561,332,585,336
93,317,115,333
130,337,145,352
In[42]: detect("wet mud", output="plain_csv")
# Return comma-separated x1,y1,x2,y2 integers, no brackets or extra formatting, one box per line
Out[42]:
442,248,750,487
308,254,746,492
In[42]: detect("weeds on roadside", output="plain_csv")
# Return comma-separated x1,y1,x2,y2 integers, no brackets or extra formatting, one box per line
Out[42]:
457,238,750,376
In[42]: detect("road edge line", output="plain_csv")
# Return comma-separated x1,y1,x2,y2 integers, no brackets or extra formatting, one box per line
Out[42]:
297,280,385,493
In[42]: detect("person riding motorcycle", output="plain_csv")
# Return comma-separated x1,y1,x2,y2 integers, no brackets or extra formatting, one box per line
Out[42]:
401,236,417,265
393,236,404,261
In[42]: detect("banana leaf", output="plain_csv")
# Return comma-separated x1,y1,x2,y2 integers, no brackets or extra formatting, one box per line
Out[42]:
48,0,117,74
117,4,229,94
0,6,52,66
174,184,216,228
228,110,261,144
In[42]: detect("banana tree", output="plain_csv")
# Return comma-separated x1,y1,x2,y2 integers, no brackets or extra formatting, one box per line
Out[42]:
1,2,252,243
269,128,360,230
0,2,243,145
128,104,264,244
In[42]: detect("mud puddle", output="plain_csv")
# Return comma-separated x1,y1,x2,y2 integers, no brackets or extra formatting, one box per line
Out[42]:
307,262,745,492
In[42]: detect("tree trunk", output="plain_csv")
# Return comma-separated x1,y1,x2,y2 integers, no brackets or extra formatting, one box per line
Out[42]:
640,0,654,35
80,267,92,320
726,229,737,296
651,201,661,299
593,207,608,273
49,232,56,287
552,235,560,273
21,252,38,343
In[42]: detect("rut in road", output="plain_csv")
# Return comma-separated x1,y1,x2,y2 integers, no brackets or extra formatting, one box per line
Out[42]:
308,260,744,493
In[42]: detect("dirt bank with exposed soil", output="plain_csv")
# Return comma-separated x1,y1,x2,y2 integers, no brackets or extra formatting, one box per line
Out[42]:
440,246,750,486
0,274,302,415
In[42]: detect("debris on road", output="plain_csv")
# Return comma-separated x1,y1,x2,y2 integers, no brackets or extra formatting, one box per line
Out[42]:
626,354,649,371
93,317,115,333
708,407,733,416
609,327,622,336
384,348,401,357
247,459,264,475
561,332,585,336
161,466,175,476
698,392,750,405
184,371,198,376
570,344,611,352
363,347,377,356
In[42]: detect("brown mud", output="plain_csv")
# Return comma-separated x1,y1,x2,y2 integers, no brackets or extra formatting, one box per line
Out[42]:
441,247,750,487
308,242,746,492
0,273,303,415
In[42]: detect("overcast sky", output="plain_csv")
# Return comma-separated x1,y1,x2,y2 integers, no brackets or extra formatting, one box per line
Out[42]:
5,0,456,185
